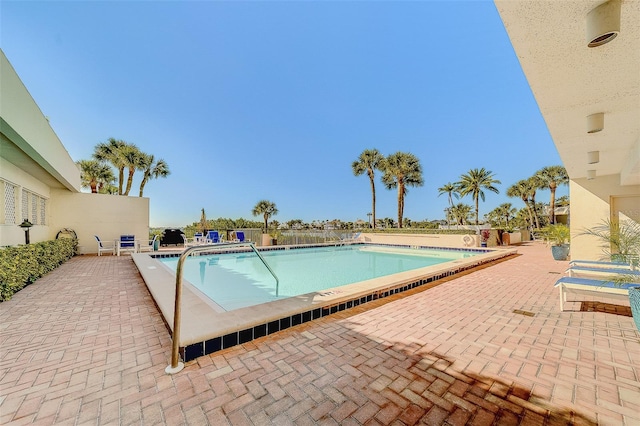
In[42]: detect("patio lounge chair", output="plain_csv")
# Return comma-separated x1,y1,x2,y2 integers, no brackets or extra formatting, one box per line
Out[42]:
182,235,198,247
194,232,205,244
206,231,222,244
117,235,137,256
566,265,640,278
95,235,115,256
341,232,361,244
234,231,249,243
569,259,634,269
138,235,158,253
554,276,636,311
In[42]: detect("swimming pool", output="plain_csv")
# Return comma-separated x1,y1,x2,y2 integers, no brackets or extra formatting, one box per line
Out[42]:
133,242,517,362
157,245,480,311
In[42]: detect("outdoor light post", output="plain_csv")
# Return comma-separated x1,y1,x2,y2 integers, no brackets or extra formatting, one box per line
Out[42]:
367,212,372,228
19,219,33,244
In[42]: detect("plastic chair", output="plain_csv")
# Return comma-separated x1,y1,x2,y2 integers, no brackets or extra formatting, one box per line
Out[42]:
95,235,115,256
117,235,137,256
138,235,157,253
234,231,247,242
206,231,221,244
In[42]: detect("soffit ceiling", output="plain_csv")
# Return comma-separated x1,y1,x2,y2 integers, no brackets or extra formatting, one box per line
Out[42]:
495,0,640,186
0,133,68,189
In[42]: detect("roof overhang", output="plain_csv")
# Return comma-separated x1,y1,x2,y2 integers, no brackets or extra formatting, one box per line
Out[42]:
494,0,640,186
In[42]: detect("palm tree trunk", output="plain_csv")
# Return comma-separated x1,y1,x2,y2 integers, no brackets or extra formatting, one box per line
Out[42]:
124,167,135,196
139,178,148,197
370,177,376,230
475,196,479,225
530,194,540,229
139,171,150,197
523,198,535,229
118,168,125,195
397,185,403,228
549,184,557,224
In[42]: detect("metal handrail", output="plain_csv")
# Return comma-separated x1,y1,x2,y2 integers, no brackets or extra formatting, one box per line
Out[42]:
165,242,279,374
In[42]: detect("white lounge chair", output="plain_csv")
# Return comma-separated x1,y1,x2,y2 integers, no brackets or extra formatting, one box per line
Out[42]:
95,235,115,256
138,235,158,253
566,265,640,278
569,259,634,269
554,276,636,311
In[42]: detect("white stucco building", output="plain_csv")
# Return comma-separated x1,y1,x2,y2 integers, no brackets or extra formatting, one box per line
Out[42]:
0,49,149,253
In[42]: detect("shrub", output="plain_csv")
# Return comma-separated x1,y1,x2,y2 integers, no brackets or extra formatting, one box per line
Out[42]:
0,238,76,301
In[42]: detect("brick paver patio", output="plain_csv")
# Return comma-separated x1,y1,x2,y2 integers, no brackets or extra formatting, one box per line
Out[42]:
1,242,639,425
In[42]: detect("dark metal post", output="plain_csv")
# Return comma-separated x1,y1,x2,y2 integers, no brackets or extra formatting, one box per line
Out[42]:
19,220,33,244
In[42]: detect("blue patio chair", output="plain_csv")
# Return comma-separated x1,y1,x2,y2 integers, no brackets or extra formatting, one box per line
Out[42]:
206,230,221,244
194,232,205,244
95,235,115,256
117,235,137,256
234,230,249,243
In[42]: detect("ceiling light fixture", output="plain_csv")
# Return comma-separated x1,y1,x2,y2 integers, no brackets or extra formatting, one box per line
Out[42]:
587,151,600,164
587,170,597,180
587,0,621,47
587,112,604,133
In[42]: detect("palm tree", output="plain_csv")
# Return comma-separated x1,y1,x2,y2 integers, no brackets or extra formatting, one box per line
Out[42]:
495,203,516,228
121,144,144,196
450,203,472,225
199,208,207,235
506,179,536,230
438,182,459,225
93,138,127,195
381,152,424,228
456,168,501,225
535,165,569,225
138,154,170,197
352,149,385,230
252,200,278,232
77,160,114,193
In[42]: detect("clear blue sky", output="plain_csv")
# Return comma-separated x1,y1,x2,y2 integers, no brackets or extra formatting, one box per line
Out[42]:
2,1,567,228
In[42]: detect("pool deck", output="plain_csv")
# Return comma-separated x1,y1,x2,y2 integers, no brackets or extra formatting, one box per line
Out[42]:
1,241,639,425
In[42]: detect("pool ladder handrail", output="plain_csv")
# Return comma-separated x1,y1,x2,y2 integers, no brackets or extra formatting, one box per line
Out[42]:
166,241,279,374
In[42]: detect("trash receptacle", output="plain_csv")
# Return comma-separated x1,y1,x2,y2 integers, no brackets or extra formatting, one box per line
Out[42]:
153,238,160,251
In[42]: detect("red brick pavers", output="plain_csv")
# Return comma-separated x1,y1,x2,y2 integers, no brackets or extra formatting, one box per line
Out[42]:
1,242,639,425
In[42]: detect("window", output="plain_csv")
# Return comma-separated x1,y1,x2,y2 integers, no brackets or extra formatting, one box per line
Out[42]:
1,179,18,224
19,188,47,225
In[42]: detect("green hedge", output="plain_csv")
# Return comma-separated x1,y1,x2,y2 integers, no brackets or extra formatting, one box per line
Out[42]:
0,238,76,302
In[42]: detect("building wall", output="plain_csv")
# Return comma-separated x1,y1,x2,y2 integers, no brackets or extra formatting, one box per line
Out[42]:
570,175,640,261
49,190,149,255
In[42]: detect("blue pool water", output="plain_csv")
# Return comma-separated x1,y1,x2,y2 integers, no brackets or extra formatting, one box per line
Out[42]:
157,245,478,311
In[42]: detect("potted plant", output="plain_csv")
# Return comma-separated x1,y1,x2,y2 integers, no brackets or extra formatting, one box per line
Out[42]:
580,219,640,330
252,200,278,247
541,223,570,260
480,229,491,247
